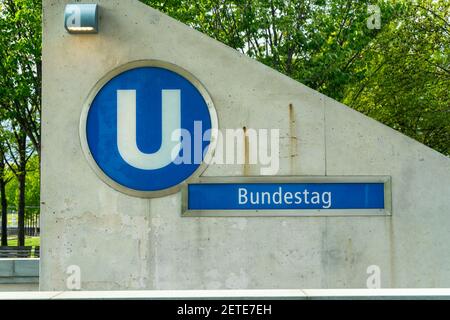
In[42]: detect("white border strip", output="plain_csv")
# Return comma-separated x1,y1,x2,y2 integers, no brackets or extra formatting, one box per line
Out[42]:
1,289,450,300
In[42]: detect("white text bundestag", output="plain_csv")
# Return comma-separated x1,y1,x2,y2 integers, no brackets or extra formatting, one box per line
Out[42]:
238,187,332,209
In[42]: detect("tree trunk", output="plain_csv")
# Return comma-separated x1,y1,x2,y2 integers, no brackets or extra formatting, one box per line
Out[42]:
17,169,26,246
17,132,27,247
0,158,7,246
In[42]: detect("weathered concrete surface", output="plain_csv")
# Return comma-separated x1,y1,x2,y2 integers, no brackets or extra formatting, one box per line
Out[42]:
41,0,450,290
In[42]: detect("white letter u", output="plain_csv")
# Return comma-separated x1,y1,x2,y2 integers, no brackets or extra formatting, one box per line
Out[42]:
117,89,181,170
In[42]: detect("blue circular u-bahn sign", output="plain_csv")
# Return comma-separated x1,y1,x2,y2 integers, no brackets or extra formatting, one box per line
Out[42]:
80,61,217,197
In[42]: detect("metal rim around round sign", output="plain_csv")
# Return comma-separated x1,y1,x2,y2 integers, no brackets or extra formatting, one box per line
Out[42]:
79,60,219,198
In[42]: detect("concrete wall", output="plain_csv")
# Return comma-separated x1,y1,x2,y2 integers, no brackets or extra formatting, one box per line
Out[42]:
41,0,450,290
0,259,39,291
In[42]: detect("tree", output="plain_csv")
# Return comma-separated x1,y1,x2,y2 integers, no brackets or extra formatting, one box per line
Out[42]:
0,137,13,246
0,0,41,157
343,0,450,155
0,120,33,246
0,0,41,246
142,0,398,99
0,96,13,247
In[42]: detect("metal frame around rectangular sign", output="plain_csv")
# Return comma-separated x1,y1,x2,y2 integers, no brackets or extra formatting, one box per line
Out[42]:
181,176,392,217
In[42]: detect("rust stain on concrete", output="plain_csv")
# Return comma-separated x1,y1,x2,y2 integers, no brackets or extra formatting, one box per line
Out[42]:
289,104,298,173
243,126,250,176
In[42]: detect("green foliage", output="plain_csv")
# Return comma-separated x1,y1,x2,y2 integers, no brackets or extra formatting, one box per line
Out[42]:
343,0,450,154
5,155,39,218
0,0,42,155
0,0,41,245
142,0,449,155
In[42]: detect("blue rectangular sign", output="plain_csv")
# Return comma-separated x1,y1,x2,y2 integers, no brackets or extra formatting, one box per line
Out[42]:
187,182,385,211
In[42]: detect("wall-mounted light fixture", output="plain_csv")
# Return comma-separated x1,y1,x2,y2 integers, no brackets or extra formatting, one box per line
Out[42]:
64,4,98,34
